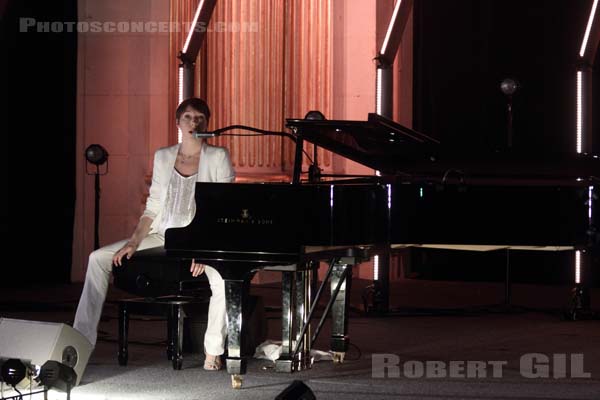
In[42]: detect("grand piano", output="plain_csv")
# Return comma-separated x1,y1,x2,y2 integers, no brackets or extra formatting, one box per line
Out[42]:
115,112,599,388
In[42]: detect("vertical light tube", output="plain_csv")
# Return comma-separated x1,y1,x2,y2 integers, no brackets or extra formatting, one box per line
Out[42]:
576,70,583,154
589,186,594,222
376,68,384,115
182,0,206,53
374,255,379,281
380,0,404,55
178,67,184,143
579,0,599,57
575,250,581,284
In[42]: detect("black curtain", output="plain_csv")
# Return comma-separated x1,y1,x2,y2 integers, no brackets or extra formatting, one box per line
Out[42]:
1,0,77,286
413,0,597,153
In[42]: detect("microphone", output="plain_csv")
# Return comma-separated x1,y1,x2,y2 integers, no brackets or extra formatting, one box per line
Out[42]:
192,131,221,138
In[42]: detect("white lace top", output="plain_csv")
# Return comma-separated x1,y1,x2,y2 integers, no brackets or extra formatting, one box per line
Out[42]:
156,168,198,239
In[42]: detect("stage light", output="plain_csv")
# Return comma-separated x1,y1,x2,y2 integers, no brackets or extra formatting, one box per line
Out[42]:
85,144,108,166
576,70,583,154
85,144,109,250
182,0,206,53
500,78,519,96
178,67,185,143
499,78,520,148
579,0,599,57
376,67,385,116
575,250,581,284
575,0,599,154
39,361,77,394
275,380,316,400
0,359,27,387
304,110,325,120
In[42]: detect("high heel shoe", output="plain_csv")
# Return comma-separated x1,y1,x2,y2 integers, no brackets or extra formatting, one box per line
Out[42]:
203,354,222,371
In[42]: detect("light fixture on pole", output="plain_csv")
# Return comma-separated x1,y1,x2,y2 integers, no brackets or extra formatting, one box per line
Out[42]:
499,77,520,148
85,144,109,250
375,0,413,119
567,0,600,319
177,0,218,143
372,0,413,314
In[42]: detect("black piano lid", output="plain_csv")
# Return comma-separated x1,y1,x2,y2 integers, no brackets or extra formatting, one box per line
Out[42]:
286,113,440,174
286,113,600,181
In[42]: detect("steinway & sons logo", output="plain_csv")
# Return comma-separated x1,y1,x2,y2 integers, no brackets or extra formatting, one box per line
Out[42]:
216,208,274,225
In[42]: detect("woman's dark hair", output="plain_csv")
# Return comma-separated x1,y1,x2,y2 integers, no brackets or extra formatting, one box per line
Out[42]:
176,98,211,122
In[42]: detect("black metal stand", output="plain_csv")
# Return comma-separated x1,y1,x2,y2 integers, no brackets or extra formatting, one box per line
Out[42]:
564,250,598,321
93,168,100,250
505,96,513,148
86,159,108,250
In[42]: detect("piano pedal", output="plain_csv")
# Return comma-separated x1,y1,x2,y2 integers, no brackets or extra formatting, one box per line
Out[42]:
332,351,345,364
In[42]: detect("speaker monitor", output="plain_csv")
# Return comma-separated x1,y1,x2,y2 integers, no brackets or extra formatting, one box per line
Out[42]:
275,380,316,400
0,318,92,386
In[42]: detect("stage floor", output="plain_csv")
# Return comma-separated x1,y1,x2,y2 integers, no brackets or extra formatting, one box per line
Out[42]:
1,279,599,400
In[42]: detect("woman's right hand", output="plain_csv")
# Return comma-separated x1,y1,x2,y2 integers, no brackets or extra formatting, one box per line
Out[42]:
112,241,139,267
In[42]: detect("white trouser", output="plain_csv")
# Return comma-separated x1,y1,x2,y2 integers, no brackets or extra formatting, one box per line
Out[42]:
73,234,227,355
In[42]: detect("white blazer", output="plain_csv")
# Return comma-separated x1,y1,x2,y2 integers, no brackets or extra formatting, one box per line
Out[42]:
142,142,235,234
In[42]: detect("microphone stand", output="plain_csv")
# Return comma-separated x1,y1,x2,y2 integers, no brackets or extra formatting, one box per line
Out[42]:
193,124,303,183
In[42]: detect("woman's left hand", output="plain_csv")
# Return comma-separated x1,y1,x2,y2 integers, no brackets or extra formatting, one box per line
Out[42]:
190,260,206,277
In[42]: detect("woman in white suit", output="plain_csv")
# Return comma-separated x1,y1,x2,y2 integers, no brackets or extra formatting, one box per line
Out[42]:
74,98,234,371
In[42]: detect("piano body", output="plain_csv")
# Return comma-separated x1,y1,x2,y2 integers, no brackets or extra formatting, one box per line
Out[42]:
115,112,599,388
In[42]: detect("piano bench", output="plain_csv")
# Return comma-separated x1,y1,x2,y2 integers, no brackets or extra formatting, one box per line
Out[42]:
116,295,210,370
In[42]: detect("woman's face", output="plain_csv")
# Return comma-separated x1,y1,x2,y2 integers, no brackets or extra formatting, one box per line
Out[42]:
177,106,208,134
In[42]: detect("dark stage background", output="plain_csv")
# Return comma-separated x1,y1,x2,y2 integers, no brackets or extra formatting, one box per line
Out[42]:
414,0,599,153
1,0,77,286
412,0,600,285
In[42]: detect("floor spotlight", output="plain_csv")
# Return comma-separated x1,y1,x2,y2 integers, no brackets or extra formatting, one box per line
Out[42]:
275,380,316,400
0,358,27,387
39,361,77,398
85,144,109,250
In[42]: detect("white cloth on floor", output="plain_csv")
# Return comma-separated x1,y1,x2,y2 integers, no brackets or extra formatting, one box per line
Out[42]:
253,340,333,362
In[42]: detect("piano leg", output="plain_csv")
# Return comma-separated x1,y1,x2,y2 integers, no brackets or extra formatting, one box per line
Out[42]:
276,271,295,373
224,279,247,389
276,268,314,372
294,270,312,371
331,261,353,363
